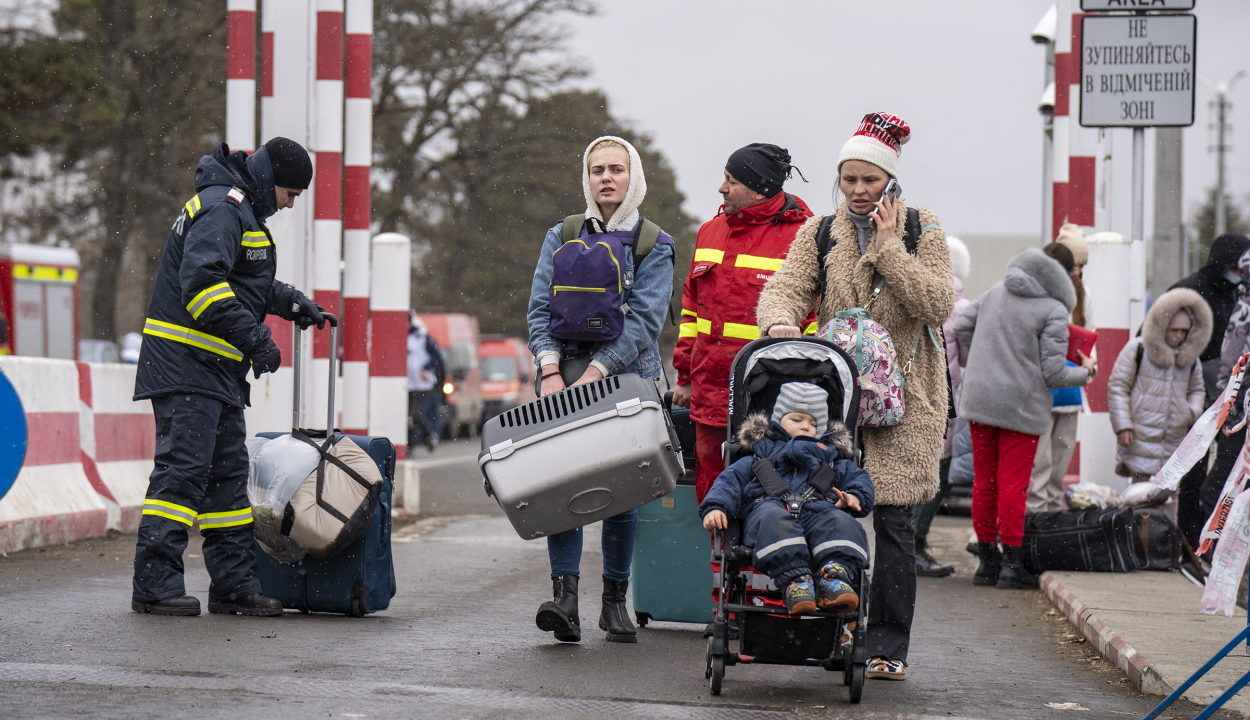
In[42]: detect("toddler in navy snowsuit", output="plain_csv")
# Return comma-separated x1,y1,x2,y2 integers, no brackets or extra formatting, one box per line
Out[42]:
700,382,874,615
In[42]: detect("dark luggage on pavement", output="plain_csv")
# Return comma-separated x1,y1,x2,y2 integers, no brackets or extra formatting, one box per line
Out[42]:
632,405,714,626
254,315,397,616
1022,507,1181,574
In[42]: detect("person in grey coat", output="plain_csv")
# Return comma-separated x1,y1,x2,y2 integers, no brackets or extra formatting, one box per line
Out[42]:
954,247,1095,590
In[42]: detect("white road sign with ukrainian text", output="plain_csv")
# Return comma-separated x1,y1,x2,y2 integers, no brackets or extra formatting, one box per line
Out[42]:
1080,14,1196,127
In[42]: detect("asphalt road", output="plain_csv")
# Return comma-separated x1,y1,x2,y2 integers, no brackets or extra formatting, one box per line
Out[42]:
0,440,1234,719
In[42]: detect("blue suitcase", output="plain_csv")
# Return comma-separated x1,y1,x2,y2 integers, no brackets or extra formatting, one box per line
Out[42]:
252,315,397,616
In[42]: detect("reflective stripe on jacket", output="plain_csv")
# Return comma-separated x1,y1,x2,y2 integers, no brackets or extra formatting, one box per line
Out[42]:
673,192,816,426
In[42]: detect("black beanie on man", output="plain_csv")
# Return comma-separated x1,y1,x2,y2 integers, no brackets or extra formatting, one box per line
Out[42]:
725,143,794,198
264,137,313,190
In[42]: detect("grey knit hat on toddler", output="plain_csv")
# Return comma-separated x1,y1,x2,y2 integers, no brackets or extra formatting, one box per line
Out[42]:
771,382,830,437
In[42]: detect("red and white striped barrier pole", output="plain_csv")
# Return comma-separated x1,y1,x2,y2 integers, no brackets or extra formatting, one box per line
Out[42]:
1081,231,1133,494
226,0,256,153
368,233,411,456
341,0,372,435
249,0,313,433
1065,4,1097,232
1051,0,1072,238
311,0,344,429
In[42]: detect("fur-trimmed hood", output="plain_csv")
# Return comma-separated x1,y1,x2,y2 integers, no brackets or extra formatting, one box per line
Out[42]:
737,411,854,457
1141,288,1212,369
581,135,647,232
1004,247,1076,311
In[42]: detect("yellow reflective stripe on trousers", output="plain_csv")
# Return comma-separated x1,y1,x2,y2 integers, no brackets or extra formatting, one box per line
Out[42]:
143,318,244,361
802,322,819,335
723,322,760,340
184,195,201,219
240,230,271,247
693,248,724,264
734,254,784,272
142,499,197,526
678,322,698,338
695,318,712,335
185,282,236,320
197,507,254,529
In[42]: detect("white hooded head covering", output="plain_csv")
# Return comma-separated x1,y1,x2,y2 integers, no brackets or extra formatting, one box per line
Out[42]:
582,136,647,232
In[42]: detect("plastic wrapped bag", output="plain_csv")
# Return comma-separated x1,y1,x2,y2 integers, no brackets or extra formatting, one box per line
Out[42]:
1064,481,1120,511
246,435,321,563
1121,482,1172,508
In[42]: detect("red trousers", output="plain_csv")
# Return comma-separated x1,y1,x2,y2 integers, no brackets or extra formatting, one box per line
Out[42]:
970,422,1039,547
695,422,727,503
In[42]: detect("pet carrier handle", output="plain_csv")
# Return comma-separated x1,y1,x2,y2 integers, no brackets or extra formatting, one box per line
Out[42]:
291,312,339,434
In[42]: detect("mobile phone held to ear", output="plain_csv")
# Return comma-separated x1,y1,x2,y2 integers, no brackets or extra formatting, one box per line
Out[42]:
881,178,902,203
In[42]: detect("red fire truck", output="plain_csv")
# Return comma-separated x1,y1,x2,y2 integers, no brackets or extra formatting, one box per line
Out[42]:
478,335,535,427
0,244,81,359
417,312,482,439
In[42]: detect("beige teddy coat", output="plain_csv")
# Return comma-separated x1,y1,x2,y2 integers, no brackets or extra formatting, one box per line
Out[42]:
755,201,954,506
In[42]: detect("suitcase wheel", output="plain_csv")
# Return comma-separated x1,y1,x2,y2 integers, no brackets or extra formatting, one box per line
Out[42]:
349,581,367,617
635,612,650,628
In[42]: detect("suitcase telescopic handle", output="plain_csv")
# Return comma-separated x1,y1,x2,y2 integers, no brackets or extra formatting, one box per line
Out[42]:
291,312,339,435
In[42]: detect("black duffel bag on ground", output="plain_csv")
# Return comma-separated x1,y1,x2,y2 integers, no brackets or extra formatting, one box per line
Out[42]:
1022,507,1184,574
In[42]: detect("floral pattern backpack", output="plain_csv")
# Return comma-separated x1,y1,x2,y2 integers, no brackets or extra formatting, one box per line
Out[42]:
813,209,940,427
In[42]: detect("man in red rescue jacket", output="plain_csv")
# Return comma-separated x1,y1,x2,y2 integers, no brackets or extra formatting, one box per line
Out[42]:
672,144,816,501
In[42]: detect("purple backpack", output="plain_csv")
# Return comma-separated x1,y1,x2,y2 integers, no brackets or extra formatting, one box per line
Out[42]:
548,215,663,342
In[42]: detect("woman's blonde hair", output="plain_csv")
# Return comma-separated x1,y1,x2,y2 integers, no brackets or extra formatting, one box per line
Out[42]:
586,138,629,167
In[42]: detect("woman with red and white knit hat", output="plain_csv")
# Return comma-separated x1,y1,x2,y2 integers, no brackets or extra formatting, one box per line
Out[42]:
757,113,954,681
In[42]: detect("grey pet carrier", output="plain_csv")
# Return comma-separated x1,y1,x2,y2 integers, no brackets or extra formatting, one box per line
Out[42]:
479,373,682,540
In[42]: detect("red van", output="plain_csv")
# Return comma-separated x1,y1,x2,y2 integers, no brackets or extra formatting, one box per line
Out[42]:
417,312,482,439
478,336,536,427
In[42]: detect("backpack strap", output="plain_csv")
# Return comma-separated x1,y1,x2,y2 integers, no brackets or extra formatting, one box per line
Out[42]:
752,458,791,497
1131,341,1145,386
560,214,586,244
632,218,662,268
814,215,837,302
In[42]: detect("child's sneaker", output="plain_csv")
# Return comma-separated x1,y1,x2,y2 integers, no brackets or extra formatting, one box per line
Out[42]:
817,562,859,613
784,576,818,615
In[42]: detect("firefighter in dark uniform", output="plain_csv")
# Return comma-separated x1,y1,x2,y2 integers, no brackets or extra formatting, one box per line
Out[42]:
131,138,324,616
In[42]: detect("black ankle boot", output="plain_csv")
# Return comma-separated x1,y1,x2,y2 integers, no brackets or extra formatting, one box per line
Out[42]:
536,574,580,642
997,545,1040,589
915,538,955,577
974,541,1001,586
132,595,201,616
599,576,637,643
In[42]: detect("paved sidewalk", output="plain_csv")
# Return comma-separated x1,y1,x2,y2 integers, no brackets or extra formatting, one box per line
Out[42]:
1043,570,1250,716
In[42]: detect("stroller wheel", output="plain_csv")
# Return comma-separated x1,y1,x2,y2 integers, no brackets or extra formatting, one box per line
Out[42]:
848,662,865,703
709,655,724,695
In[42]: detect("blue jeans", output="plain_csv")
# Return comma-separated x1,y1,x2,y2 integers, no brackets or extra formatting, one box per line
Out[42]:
546,509,638,581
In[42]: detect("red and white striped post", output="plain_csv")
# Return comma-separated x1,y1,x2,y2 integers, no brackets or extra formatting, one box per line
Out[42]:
341,0,372,436
1051,0,1072,239
311,0,344,429
1065,4,1098,232
368,233,411,457
1080,232,1133,494
226,0,256,153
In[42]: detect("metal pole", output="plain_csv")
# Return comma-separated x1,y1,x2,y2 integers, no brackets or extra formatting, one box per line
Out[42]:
1216,90,1228,238
1144,623,1250,720
1133,127,1145,245
1042,39,1055,245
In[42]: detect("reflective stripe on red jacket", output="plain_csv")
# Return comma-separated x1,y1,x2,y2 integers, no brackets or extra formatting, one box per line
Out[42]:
673,192,817,427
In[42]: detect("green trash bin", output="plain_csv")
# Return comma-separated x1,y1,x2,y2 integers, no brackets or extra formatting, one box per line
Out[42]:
631,482,714,626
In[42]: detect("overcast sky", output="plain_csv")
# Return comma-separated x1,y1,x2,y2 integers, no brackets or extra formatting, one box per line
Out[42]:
565,0,1250,238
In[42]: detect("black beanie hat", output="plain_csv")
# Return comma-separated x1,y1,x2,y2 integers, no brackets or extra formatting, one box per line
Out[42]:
725,143,795,198
264,137,313,190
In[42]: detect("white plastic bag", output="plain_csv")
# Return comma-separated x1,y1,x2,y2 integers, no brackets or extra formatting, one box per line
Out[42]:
246,435,321,563
1064,481,1120,511
1120,482,1172,508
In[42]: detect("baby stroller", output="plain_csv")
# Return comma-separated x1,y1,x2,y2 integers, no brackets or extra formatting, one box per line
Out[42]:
706,336,870,703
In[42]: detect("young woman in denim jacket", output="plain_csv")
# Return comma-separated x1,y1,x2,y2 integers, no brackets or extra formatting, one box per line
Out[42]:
526,136,675,644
